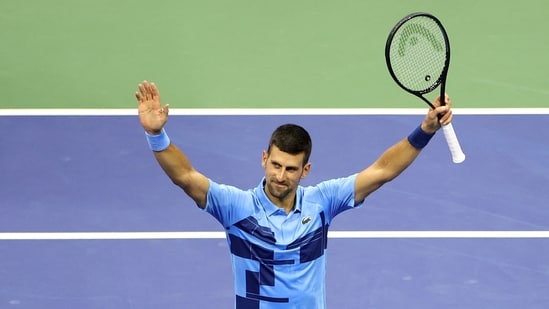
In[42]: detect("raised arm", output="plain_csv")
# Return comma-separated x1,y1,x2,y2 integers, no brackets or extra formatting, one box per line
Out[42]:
136,81,209,208
354,95,453,204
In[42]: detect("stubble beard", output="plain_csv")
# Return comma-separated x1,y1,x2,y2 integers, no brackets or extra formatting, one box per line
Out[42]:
265,179,293,202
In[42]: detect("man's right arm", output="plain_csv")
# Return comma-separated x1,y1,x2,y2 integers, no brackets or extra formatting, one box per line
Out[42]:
136,80,209,208
152,143,209,208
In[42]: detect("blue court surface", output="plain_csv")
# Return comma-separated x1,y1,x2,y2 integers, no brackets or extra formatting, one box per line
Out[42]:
1,111,549,308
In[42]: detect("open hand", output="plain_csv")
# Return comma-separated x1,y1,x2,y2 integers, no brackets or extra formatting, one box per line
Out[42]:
135,80,169,134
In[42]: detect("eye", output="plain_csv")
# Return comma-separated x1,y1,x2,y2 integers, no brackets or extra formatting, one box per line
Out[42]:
286,167,298,172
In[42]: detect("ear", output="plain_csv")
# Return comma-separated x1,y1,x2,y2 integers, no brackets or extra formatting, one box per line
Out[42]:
261,150,268,168
301,162,312,179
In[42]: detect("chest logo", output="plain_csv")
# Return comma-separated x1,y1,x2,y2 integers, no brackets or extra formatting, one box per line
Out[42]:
301,216,312,225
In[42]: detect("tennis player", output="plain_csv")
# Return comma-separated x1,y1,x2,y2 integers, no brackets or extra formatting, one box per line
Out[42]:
135,80,453,308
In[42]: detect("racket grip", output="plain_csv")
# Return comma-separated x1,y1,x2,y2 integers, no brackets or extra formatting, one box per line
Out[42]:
441,123,466,163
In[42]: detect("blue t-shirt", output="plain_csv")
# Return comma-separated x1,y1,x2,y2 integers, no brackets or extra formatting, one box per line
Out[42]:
204,174,362,309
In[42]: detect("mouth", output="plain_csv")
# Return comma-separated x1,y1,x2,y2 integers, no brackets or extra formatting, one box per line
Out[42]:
268,177,290,190
272,181,287,189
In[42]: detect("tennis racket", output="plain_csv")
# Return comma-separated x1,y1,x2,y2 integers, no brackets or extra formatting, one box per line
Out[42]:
385,12,465,163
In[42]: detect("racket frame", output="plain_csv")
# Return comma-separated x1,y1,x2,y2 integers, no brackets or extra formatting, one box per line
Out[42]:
385,12,450,110
385,12,465,163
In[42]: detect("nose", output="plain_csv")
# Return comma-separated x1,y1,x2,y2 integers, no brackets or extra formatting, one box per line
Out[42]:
275,168,286,182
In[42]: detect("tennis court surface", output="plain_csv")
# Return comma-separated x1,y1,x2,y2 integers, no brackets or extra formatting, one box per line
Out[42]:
1,110,548,308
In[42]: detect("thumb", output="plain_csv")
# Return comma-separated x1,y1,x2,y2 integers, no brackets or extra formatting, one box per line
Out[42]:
162,104,170,115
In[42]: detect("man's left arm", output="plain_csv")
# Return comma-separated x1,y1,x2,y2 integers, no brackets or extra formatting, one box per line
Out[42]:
353,95,453,204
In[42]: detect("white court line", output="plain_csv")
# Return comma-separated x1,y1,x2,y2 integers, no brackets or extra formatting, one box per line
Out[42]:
1,108,549,116
1,231,549,240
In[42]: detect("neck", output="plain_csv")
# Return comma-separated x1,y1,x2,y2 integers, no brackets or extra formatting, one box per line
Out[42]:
277,197,295,214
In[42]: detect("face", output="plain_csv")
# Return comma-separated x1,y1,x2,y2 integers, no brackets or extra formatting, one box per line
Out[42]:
262,145,311,204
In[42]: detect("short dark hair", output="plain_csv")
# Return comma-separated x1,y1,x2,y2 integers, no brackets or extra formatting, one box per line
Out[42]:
267,124,312,165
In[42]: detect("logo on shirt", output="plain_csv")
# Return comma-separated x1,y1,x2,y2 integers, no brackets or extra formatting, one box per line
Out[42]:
301,216,312,225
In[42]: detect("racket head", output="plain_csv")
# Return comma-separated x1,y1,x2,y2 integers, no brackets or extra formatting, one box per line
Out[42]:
385,12,450,105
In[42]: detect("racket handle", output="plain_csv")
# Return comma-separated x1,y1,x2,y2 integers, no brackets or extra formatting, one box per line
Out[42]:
441,123,466,163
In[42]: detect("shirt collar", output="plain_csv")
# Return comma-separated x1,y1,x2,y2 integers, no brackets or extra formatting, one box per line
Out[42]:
257,178,302,216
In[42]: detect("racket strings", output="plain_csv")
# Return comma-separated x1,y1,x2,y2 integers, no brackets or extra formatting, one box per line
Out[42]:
388,16,447,93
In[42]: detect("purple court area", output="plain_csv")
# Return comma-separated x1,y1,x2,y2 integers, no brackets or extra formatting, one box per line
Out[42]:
1,114,549,308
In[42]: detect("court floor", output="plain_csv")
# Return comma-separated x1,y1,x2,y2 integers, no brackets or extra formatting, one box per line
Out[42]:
1,111,548,308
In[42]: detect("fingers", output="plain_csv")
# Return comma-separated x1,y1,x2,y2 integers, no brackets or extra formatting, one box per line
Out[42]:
433,98,453,125
426,93,453,128
442,94,451,107
150,82,160,101
135,80,150,96
135,80,162,108
434,105,453,125
138,81,152,101
433,93,451,108
136,82,145,103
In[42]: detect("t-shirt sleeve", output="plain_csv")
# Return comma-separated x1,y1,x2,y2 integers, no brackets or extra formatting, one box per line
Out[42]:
314,174,364,219
203,179,252,228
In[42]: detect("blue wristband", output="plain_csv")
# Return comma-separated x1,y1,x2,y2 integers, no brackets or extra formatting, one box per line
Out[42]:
407,125,435,149
145,128,171,152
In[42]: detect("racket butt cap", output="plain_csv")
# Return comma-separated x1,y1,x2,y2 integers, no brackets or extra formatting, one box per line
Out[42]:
452,153,466,164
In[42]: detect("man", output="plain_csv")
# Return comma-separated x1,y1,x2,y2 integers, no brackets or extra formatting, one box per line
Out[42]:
135,80,453,308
